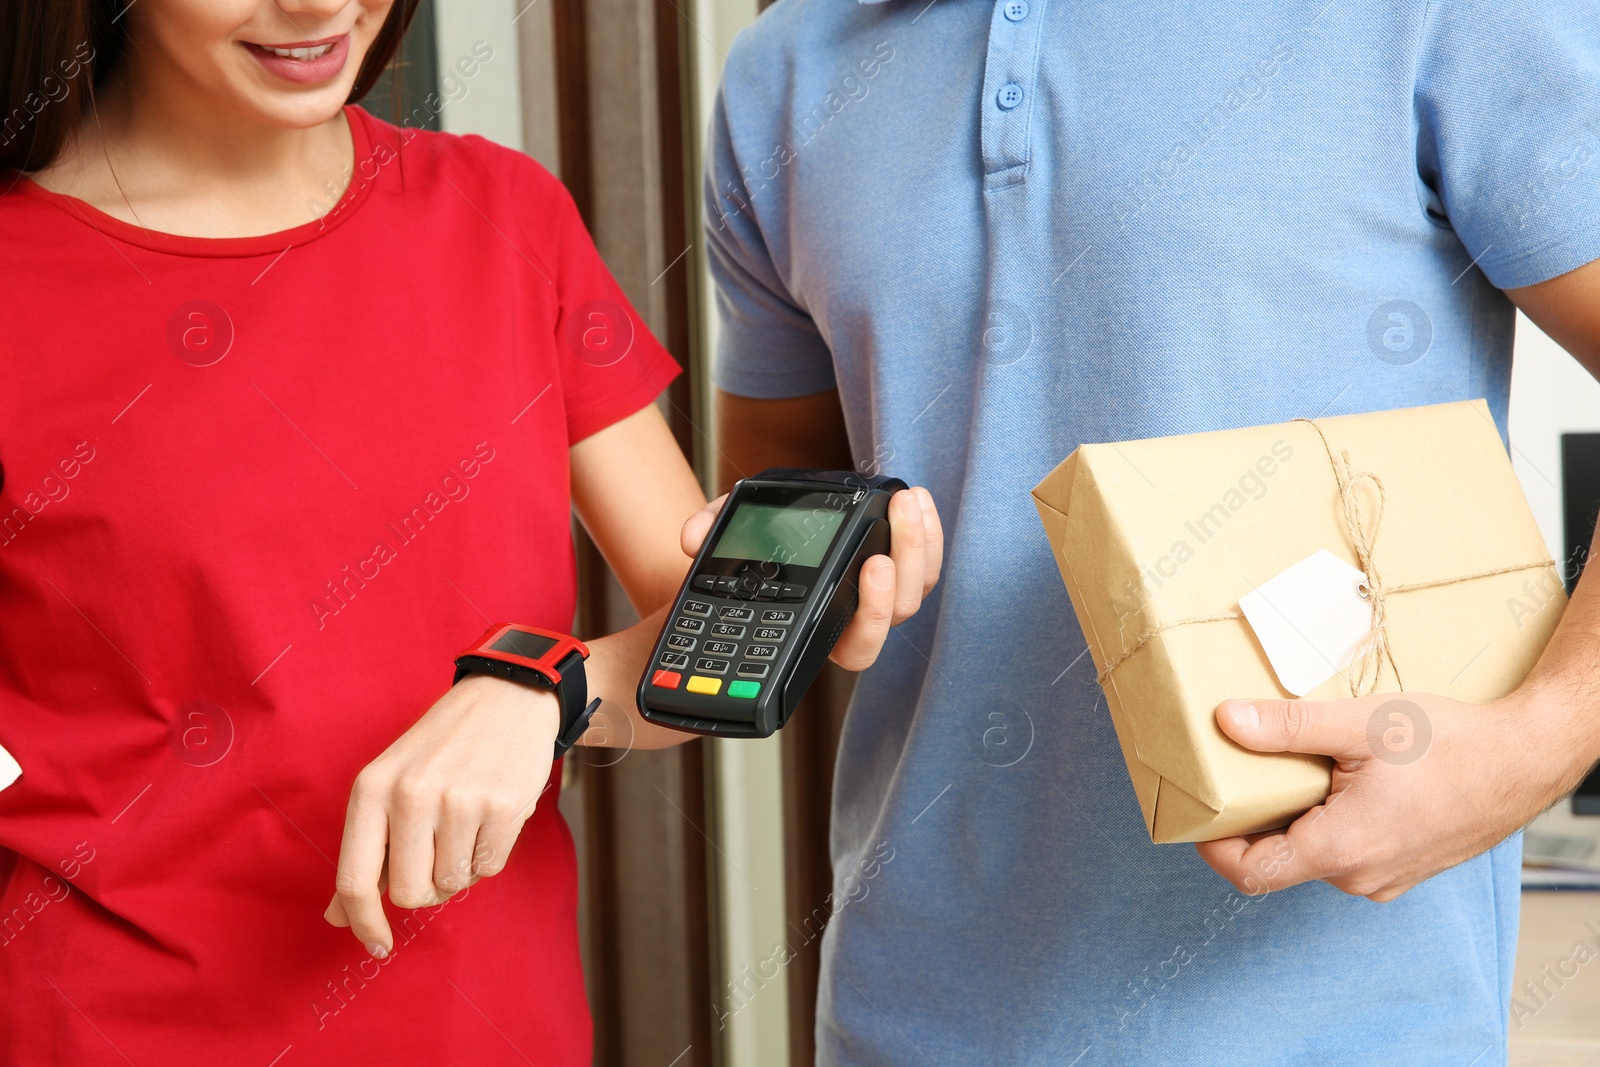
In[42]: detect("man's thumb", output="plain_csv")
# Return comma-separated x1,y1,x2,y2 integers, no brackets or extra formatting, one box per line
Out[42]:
1216,698,1368,759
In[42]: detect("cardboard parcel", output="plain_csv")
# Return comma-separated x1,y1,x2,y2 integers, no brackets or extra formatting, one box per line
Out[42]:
1031,400,1563,843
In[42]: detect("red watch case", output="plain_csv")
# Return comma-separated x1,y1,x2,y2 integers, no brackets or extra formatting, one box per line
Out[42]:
453,623,590,688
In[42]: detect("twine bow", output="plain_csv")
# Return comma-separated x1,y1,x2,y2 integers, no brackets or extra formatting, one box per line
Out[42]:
1094,417,1556,697
1299,418,1398,696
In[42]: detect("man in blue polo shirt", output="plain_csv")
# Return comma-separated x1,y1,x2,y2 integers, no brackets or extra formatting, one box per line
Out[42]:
705,1,1600,1061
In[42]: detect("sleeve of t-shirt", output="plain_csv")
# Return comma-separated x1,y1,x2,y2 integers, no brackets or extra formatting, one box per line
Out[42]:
1415,0,1600,290
703,81,838,399
546,187,682,443
483,141,682,445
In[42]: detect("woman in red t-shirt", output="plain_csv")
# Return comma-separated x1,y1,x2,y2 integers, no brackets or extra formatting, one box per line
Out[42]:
0,1,941,1063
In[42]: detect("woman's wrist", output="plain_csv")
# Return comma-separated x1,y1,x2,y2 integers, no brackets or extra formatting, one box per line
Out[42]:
579,607,692,750
452,671,562,744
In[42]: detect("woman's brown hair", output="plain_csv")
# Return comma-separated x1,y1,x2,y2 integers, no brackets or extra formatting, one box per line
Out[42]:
0,0,422,172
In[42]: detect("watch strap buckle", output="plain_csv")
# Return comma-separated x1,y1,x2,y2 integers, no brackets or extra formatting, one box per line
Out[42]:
555,698,602,757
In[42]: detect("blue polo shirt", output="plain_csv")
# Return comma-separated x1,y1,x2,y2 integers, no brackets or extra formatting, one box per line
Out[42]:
704,1,1600,1062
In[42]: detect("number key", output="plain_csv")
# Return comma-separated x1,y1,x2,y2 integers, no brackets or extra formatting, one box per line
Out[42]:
745,644,778,660
674,617,705,634
704,641,737,656
710,622,745,638
666,633,697,651
753,627,786,642
761,610,795,624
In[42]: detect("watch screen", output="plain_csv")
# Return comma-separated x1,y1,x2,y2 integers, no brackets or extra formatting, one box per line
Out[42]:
710,502,846,568
490,629,559,661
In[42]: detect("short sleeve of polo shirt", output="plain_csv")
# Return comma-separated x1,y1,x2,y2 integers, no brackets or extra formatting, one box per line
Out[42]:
1416,0,1600,289
703,84,838,399
477,136,682,441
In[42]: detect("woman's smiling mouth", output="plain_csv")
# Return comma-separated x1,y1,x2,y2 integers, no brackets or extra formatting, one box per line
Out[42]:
243,34,350,85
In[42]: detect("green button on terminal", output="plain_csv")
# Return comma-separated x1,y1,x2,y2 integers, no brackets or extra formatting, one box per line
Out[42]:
727,680,761,699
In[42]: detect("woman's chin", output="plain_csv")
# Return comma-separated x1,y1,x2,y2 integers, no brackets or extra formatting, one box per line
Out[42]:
234,87,357,132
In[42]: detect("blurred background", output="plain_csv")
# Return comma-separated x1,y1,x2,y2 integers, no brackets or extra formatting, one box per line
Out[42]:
366,2,1600,1063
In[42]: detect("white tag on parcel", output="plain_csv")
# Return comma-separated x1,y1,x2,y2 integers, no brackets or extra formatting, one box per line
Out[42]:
1238,549,1374,697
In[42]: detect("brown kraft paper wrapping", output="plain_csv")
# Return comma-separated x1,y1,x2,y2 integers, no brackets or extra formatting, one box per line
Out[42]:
1031,399,1564,843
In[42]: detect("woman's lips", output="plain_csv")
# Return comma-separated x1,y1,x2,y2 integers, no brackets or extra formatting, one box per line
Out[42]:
243,34,351,86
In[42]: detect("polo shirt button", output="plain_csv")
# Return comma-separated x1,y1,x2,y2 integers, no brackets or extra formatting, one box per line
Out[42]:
1003,0,1028,21
997,82,1024,110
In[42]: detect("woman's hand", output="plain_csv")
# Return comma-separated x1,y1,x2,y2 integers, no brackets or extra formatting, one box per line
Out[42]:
679,486,943,670
324,673,560,957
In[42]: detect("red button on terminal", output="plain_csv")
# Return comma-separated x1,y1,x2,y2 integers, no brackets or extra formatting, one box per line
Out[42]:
651,669,682,689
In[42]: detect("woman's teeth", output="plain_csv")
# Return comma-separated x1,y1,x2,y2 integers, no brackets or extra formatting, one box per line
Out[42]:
263,43,334,60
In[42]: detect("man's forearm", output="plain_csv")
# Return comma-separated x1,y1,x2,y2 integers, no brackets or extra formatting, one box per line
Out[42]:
1506,257,1600,800
1516,519,1600,802
715,388,854,493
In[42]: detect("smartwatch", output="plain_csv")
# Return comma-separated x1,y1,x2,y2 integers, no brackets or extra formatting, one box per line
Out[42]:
452,623,601,758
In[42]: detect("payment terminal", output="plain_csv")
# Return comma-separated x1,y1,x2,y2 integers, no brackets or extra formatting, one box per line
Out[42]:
638,468,907,738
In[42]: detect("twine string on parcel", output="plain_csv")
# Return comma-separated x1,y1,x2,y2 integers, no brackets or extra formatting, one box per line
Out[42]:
1095,417,1558,696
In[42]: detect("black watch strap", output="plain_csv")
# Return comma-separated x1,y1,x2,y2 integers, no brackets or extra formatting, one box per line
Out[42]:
453,648,601,759
548,649,602,757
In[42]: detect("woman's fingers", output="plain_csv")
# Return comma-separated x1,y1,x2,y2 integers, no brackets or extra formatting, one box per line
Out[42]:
432,791,484,898
333,780,395,958
324,868,388,927
323,870,388,927
326,678,559,955
385,785,444,910
330,785,514,955
472,817,521,881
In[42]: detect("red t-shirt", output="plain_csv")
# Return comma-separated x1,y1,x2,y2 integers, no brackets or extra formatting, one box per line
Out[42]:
0,106,677,1065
